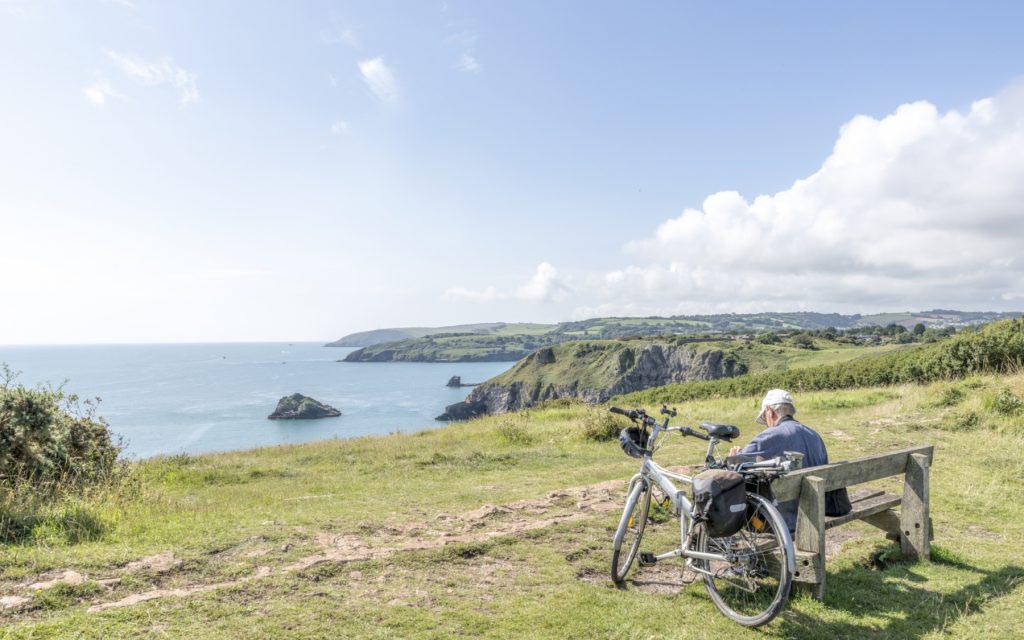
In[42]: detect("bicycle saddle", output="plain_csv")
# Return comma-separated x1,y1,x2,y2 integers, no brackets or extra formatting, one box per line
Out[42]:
699,422,740,441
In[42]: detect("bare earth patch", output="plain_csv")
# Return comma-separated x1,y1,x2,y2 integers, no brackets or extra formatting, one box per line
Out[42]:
1,477,627,615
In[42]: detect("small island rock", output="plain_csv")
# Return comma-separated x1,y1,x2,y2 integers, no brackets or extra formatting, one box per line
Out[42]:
446,375,463,387
268,393,341,420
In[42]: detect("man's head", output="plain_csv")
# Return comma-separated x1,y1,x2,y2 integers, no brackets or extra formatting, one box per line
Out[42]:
756,389,796,427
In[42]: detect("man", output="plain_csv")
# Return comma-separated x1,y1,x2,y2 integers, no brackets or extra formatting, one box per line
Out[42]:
729,389,850,532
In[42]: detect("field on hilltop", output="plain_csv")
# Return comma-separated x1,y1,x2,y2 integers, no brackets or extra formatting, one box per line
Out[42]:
3,369,1023,637
335,311,1020,362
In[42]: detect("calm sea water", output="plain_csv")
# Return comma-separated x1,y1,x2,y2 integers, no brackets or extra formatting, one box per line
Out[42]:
0,343,511,459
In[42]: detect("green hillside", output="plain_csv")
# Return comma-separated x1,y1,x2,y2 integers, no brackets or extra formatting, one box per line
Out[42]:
3,372,1022,638
619,319,1024,406
337,311,1020,362
325,322,551,348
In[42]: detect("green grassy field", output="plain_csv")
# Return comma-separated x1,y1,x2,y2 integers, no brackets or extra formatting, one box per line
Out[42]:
739,340,913,373
2,374,1023,638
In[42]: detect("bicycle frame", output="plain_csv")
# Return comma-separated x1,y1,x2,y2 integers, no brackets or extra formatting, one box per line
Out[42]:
622,421,731,568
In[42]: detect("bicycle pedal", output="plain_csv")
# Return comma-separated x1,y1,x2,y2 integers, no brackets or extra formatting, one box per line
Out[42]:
638,552,657,566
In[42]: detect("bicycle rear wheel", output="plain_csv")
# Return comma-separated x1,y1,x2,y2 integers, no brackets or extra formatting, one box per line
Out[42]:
693,493,793,627
611,478,651,584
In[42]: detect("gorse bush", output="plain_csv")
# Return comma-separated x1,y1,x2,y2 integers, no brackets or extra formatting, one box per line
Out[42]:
1,366,128,544
0,366,121,487
618,319,1024,405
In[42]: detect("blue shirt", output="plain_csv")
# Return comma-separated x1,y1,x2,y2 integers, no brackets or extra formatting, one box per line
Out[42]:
740,416,830,531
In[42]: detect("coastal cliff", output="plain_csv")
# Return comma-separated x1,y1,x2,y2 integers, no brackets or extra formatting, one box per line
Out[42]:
436,339,746,420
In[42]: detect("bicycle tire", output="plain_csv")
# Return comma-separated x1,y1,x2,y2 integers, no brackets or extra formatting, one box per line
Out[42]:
694,493,794,627
611,478,652,584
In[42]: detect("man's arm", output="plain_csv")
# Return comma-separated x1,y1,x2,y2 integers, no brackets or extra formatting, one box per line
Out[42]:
737,431,776,458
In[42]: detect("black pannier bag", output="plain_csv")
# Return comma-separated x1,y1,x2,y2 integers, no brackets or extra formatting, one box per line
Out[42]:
692,469,747,537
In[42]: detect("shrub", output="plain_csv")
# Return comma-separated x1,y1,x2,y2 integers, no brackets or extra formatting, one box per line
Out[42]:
495,414,535,445
983,388,1024,416
945,410,981,432
1,366,121,488
923,383,966,408
1,366,128,544
578,407,621,441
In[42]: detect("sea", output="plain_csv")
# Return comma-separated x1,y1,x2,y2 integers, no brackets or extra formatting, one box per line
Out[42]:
0,343,512,459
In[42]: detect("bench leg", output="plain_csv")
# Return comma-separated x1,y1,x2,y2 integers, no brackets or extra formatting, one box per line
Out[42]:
795,475,826,600
900,453,931,560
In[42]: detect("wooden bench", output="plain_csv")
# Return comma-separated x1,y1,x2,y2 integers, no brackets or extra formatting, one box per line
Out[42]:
770,445,934,600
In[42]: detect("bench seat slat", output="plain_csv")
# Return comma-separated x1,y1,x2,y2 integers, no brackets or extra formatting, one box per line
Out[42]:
824,492,901,529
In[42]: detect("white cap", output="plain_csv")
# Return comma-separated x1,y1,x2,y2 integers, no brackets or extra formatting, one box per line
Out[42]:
756,389,795,425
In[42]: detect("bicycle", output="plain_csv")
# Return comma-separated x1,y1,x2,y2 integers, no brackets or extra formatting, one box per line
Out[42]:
608,405,799,627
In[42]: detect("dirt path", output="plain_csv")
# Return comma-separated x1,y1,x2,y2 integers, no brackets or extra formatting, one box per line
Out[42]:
3,477,629,615
5,475,869,615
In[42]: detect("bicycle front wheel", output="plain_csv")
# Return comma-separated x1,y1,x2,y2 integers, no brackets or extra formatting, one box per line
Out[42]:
693,493,794,627
610,478,651,584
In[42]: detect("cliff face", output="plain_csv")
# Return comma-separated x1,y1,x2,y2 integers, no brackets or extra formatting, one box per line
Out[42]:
435,341,746,421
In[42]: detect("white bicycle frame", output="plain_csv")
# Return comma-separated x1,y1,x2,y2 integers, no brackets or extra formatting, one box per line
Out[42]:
617,418,797,579
620,422,728,568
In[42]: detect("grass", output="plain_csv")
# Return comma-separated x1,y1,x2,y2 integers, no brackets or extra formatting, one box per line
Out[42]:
2,375,1024,638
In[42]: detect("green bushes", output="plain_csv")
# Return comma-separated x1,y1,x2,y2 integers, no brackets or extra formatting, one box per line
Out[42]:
495,414,535,445
1,367,127,543
618,319,1024,405
983,388,1024,416
578,407,621,441
1,370,121,487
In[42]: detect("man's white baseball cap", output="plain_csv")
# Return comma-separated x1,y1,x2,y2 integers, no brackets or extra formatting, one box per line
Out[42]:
756,389,795,425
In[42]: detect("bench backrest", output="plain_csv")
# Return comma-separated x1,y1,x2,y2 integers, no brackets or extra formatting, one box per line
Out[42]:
772,444,934,501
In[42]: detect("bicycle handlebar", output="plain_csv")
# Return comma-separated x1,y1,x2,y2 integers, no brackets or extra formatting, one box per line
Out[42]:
608,406,634,418
608,406,655,425
680,426,710,441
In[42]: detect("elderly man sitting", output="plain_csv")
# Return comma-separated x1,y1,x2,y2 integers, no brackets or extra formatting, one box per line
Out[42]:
729,389,850,531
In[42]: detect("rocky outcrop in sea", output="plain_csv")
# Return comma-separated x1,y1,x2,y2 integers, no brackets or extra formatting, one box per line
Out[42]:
268,394,342,420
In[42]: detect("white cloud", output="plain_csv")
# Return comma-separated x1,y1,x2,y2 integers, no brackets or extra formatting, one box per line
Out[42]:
330,120,349,135
516,262,571,302
358,57,397,103
104,50,199,105
444,263,571,304
82,79,120,106
455,53,480,73
586,82,1024,315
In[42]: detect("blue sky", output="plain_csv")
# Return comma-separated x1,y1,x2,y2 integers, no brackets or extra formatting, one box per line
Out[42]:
2,1,1024,343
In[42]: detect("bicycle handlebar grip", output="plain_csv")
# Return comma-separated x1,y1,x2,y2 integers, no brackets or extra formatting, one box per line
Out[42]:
609,406,631,417
682,426,710,441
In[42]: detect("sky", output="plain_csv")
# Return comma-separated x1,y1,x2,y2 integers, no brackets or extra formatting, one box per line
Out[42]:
2,1,1024,344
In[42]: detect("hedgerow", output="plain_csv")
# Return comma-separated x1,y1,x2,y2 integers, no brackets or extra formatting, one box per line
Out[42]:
616,319,1024,405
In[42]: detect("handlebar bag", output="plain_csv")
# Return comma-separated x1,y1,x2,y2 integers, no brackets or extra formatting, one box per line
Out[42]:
692,469,747,537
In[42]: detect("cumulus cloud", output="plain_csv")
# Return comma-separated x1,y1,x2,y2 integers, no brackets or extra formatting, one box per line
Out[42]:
358,57,397,103
516,262,571,302
443,263,571,304
591,82,1024,315
104,50,199,105
82,79,120,106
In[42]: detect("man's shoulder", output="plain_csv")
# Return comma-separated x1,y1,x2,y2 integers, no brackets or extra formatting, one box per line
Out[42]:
770,419,825,444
